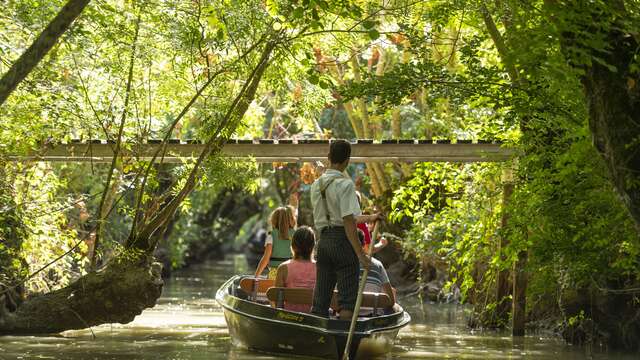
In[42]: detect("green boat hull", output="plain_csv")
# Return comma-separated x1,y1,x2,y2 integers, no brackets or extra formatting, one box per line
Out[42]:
216,275,411,359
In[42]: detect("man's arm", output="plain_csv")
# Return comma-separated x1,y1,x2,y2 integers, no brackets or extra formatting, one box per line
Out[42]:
382,283,396,305
355,213,383,223
288,192,299,211
343,214,370,268
378,262,395,305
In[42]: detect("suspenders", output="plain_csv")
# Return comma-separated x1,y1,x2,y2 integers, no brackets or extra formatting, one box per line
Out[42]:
320,177,338,227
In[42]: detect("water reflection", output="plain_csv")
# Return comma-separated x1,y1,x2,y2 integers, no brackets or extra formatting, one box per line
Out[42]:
0,256,635,359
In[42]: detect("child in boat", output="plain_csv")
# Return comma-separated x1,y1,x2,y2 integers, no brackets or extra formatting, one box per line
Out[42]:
254,205,297,279
275,226,317,313
355,191,387,254
357,229,396,307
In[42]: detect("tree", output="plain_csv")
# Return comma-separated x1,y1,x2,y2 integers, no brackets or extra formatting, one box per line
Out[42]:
0,0,91,107
0,0,282,333
0,35,278,333
549,0,640,231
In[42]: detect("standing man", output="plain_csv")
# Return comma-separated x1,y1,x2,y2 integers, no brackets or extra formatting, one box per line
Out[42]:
310,140,370,320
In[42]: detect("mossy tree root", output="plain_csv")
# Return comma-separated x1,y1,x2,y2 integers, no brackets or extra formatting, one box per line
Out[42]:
0,257,163,334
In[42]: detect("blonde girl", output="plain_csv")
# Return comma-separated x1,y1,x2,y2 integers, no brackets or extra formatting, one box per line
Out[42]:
254,205,297,279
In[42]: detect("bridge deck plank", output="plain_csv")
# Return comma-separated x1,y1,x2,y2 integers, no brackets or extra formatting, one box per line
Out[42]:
9,142,514,163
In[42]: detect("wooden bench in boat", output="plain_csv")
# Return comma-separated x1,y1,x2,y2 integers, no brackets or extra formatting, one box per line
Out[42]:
239,278,275,300
265,287,393,315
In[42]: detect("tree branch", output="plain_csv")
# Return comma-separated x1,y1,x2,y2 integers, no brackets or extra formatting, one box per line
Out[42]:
128,35,279,249
479,2,519,83
0,0,92,107
92,6,143,268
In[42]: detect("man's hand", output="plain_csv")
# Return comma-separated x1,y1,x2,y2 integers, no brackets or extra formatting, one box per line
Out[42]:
358,251,371,270
359,213,384,224
372,236,388,254
378,236,388,248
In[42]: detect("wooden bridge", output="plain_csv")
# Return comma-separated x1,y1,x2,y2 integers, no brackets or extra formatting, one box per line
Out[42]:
11,139,514,163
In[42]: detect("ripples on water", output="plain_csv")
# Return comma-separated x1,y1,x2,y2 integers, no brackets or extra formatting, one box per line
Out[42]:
0,255,635,359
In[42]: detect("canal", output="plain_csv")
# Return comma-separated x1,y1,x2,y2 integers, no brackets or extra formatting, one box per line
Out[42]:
0,256,635,359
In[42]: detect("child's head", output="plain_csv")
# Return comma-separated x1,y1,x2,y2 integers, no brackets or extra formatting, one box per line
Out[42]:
357,228,366,248
271,206,294,239
291,226,315,260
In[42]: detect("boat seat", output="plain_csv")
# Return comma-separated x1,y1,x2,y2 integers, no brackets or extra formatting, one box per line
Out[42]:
239,278,275,301
330,291,394,315
266,287,314,308
266,287,393,315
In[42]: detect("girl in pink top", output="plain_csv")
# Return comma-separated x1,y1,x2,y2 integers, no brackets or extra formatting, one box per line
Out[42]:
275,226,316,313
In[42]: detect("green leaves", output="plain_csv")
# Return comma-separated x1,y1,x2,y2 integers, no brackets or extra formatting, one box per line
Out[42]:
307,70,333,90
308,72,319,85
362,20,376,29
361,19,379,40
265,0,279,18
390,161,506,305
203,5,228,41
292,7,304,19
367,29,380,40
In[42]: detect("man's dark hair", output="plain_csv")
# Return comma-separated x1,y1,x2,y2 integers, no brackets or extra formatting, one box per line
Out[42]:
328,140,351,164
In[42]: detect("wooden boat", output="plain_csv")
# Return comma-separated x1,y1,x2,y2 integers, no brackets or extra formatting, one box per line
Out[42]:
215,275,411,359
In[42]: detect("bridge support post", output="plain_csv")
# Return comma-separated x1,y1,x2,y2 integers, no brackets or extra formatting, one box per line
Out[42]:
496,169,513,326
512,248,528,336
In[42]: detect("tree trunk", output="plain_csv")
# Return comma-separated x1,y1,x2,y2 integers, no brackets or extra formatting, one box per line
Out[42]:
480,2,530,333
328,62,364,138
391,109,401,139
555,1,640,230
580,37,640,231
0,0,91,107
328,59,383,197
512,249,527,336
349,54,389,195
0,256,162,334
495,175,513,325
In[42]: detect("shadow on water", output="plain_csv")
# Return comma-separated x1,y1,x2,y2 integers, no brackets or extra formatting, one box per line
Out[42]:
0,255,636,359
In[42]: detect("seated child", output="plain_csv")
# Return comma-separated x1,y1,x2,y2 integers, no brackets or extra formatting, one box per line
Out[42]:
357,229,396,308
275,226,317,313
355,191,387,254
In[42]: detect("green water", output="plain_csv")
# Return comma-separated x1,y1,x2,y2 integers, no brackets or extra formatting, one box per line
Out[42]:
0,255,636,359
